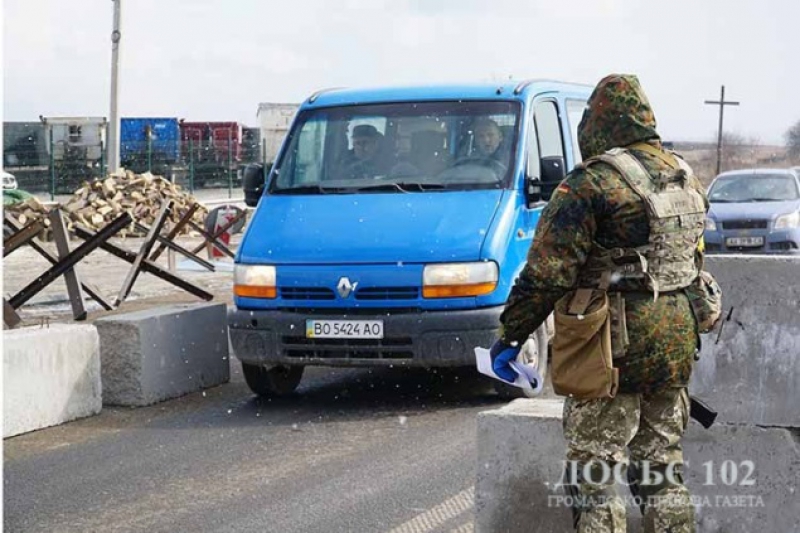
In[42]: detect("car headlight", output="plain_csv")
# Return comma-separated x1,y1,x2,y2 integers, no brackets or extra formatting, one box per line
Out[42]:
704,217,717,231
422,261,498,298
774,211,800,229
234,264,277,298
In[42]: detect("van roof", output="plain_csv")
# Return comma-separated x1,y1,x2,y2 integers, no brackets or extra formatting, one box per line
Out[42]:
302,79,593,108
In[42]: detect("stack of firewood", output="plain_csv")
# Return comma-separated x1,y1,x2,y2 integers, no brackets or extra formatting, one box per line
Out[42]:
5,170,207,239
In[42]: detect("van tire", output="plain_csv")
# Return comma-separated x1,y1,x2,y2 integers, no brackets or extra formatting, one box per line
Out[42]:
242,362,304,397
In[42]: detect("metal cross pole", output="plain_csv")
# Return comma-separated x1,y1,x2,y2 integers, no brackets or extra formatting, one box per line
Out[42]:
8,213,131,310
4,299,22,329
133,221,215,271
704,85,740,175
3,219,46,257
72,227,213,301
114,200,173,306
3,214,114,310
186,208,247,259
49,209,87,321
148,203,200,261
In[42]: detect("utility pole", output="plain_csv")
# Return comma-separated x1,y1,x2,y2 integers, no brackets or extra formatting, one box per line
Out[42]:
107,0,122,172
704,85,739,175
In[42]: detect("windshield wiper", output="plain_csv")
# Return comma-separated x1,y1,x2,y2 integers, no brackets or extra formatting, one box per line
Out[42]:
352,182,448,193
749,197,781,202
271,185,340,195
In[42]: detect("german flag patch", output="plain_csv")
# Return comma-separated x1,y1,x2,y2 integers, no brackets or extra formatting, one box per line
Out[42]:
555,183,570,194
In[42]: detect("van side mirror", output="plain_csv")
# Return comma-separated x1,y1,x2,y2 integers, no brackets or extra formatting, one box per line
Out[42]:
540,155,566,200
243,163,266,207
525,155,566,207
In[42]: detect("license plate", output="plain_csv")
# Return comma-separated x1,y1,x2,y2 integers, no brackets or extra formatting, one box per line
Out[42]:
306,319,384,339
726,236,764,247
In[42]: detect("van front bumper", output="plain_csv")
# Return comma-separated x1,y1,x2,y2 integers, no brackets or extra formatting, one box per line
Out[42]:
228,306,503,368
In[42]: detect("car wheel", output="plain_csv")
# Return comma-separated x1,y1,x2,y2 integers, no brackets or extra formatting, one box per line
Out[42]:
242,362,304,397
493,322,549,399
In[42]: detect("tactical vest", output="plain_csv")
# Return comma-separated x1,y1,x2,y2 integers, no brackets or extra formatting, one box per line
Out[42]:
578,143,706,296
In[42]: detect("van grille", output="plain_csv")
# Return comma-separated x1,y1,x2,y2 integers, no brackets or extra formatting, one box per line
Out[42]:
722,219,768,230
279,286,419,302
280,287,336,301
281,336,413,360
355,287,419,300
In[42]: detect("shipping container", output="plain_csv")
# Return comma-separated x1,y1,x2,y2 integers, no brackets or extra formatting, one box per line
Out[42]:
3,122,48,168
120,117,181,165
256,103,299,163
179,121,243,163
41,117,107,162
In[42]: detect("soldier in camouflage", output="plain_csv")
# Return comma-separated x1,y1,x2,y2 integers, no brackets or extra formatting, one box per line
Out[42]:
497,74,708,532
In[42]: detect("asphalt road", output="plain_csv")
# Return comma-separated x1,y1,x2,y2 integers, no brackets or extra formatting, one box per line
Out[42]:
4,361,510,533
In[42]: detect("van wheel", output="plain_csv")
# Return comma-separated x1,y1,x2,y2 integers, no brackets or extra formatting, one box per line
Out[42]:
242,362,304,397
492,323,549,400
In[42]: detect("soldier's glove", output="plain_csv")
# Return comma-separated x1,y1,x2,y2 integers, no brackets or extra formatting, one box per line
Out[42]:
489,339,521,383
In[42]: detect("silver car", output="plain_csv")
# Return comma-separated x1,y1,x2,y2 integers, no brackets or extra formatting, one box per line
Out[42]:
703,168,800,254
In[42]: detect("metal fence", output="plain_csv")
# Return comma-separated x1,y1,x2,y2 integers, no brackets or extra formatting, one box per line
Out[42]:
3,136,262,199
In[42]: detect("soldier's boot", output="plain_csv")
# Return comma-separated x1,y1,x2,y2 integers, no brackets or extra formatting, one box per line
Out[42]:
564,461,627,533
631,462,695,533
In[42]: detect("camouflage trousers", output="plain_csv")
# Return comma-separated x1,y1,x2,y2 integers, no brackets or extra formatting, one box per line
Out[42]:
562,387,694,533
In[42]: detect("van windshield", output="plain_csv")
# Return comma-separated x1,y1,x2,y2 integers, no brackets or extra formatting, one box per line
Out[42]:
270,101,520,193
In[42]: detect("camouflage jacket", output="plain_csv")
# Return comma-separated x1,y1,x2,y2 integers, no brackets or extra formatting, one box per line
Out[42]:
499,74,709,394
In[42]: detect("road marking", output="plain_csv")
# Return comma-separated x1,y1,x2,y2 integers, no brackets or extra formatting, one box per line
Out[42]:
448,522,474,533
387,486,474,533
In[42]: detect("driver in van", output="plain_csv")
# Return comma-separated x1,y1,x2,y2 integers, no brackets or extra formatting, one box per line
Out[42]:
471,118,505,161
342,124,386,178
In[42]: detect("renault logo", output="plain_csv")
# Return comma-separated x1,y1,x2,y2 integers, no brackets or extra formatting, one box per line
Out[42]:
337,277,358,298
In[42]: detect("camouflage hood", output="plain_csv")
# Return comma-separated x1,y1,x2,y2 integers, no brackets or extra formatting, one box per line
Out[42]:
578,74,661,159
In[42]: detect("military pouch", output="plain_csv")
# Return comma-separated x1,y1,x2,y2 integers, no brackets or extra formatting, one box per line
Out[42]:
551,289,619,399
684,270,723,334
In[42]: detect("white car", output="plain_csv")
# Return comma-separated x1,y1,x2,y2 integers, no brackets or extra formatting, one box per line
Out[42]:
2,170,18,190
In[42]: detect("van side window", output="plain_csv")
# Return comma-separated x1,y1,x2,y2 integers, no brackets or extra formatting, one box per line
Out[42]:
534,101,564,161
566,99,587,164
277,118,328,186
534,101,566,198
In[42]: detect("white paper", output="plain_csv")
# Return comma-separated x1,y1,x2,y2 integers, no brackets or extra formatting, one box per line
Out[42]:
474,347,545,395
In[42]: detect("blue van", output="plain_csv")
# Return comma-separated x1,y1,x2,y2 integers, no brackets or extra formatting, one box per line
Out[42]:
229,80,592,396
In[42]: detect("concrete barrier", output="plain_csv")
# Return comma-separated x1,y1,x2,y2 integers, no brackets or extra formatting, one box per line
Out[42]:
476,399,800,533
94,303,230,406
692,255,800,427
3,324,102,438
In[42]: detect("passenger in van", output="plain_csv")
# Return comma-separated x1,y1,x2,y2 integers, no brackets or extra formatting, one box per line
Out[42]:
341,124,387,178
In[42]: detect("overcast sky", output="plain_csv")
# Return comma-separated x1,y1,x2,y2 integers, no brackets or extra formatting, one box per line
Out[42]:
3,0,799,144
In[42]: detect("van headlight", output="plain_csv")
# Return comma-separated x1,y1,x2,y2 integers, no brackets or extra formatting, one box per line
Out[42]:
774,211,800,229
234,265,277,298
422,261,498,298
704,217,717,231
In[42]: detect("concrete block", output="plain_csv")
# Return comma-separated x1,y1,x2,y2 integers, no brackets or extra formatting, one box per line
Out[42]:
692,256,800,427
476,399,800,533
3,324,101,438
94,303,229,406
